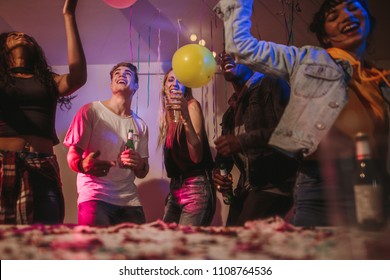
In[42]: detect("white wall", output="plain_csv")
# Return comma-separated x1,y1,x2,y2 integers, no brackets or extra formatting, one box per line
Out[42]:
53,62,235,226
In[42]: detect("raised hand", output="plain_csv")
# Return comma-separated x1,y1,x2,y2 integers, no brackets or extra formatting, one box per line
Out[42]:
63,0,78,16
214,135,242,157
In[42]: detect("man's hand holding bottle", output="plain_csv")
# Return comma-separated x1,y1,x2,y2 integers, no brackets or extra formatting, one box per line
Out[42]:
120,149,144,171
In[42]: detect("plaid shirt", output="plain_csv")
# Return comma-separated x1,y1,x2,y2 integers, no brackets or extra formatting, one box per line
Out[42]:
0,151,61,224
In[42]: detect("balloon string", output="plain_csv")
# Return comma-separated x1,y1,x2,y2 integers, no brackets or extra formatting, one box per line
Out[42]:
129,6,134,62
147,26,151,107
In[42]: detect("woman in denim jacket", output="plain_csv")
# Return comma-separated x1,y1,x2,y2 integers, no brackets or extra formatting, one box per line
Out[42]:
214,0,390,226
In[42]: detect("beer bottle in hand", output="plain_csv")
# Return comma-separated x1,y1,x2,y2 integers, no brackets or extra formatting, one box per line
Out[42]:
219,163,234,205
125,129,135,150
354,132,385,231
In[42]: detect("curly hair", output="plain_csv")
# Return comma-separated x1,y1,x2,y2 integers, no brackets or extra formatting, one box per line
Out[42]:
309,0,376,48
0,32,73,110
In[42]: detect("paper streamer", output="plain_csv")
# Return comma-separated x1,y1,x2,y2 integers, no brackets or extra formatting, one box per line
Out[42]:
157,9,161,66
210,19,217,139
129,6,134,62
134,31,140,114
147,26,151,107
177,19,182,50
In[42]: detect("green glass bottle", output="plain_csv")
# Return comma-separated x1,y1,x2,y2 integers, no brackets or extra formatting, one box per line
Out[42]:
219,163,234,205
125,129,135,150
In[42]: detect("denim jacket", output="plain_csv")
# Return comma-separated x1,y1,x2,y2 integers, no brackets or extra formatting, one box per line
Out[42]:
214,0,390,163
217,72,297,191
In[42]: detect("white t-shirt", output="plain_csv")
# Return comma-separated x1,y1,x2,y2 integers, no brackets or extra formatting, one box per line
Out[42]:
64,101,149,207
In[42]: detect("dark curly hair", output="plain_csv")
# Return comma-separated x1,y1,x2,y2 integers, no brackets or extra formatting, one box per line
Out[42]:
0,31,74,110
309,0,376,48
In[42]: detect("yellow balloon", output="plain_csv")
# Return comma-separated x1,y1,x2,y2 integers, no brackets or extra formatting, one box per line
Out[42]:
172,44,216,88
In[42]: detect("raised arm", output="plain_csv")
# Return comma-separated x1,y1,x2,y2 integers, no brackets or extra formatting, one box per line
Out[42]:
55,0,87,96
214,0,307,80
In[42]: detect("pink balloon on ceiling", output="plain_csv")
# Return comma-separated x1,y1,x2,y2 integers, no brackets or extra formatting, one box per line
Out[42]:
103,0,138,9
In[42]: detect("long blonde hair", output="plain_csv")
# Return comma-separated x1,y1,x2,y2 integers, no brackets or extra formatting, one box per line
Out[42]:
157,68,193,149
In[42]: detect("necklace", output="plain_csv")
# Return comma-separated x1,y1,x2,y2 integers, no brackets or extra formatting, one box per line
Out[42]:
9,66,34,75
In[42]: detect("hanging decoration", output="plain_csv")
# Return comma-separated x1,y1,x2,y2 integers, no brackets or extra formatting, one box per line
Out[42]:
210,18,218,139
103,0,138,9
172,44,216,88
128,6,138,113
157,9,162,75
147,26,151,107
275,0,302,45
135,31,140,114
177,19,182,50
128,6,134,62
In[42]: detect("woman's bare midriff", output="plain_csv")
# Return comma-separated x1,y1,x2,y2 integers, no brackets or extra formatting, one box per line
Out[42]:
0,136,54,154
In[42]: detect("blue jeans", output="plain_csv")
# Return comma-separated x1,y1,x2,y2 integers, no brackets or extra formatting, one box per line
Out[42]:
32,175,64,225
292,159,356,227
78,200,146,226
163,174,215,226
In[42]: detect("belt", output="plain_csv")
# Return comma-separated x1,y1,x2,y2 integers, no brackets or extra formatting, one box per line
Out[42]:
18,151,53,159
0,150,53,160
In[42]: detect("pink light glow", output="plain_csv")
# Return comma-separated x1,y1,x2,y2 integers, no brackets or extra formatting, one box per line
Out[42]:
103,0,138,9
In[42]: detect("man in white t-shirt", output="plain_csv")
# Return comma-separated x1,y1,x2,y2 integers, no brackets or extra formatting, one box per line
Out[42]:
64,62,149,226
